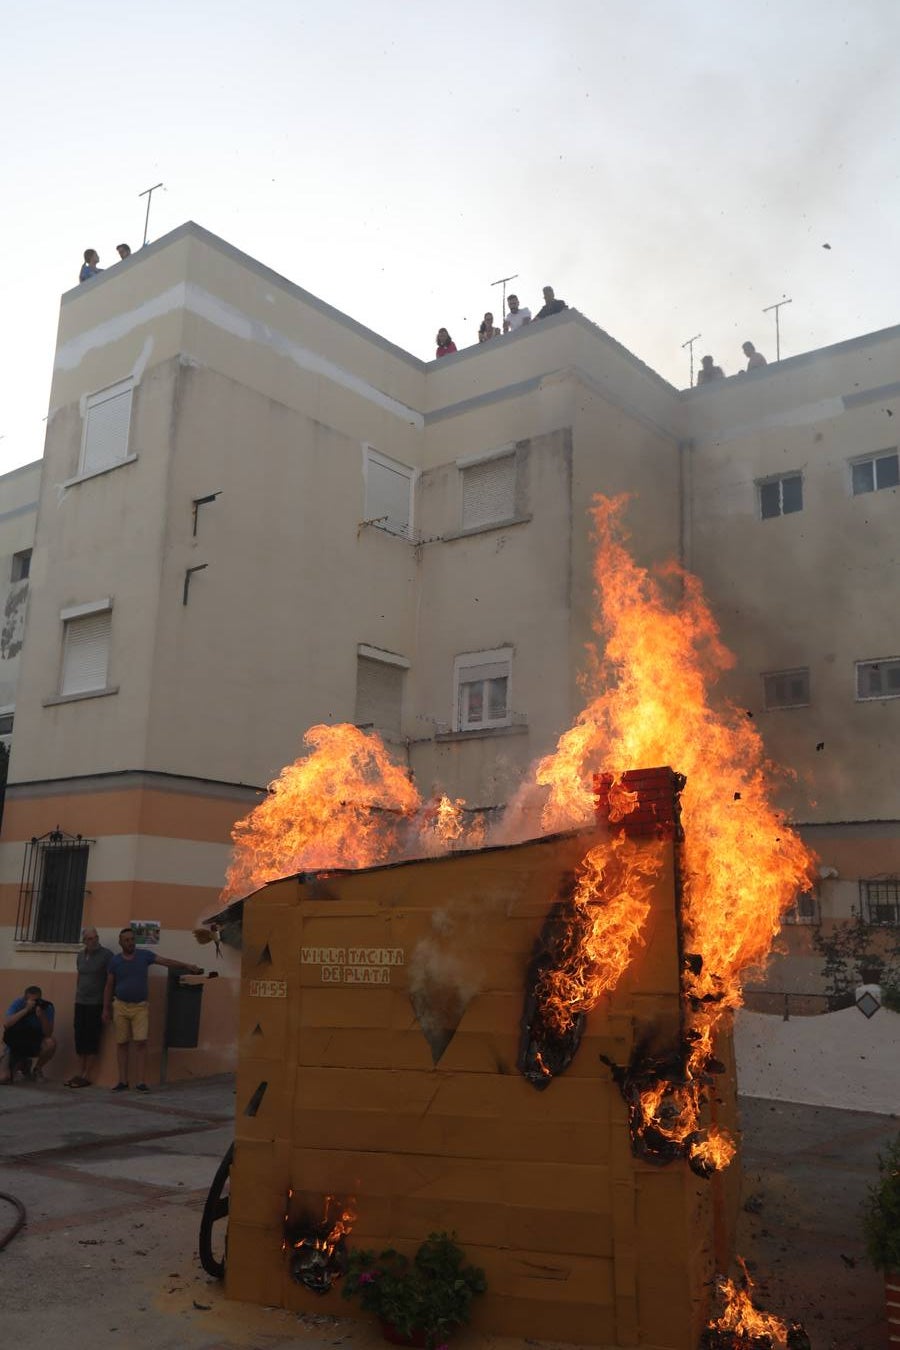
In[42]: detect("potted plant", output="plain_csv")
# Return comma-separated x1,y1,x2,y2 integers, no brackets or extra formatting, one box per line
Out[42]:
342,1230,486,1348
862,1131,900,1345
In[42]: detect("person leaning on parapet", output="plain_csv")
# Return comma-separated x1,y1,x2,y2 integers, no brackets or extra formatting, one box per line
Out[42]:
534,285,568,321
103,926,202,1093
116,243,132,261
696,354,725,385
742,340,767,371
503,294,531,333
79,249,102,282
65,926,113,1089
0,985,57,1083
478,312,500,343
435,328,457,358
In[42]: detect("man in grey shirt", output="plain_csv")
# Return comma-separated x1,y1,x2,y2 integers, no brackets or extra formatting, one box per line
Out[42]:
65,927,113,1087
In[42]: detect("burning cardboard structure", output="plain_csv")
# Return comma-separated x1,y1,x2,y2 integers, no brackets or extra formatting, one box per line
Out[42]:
225,775,741,1349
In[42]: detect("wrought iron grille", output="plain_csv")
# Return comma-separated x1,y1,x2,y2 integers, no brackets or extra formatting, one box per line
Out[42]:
15,829,92,943
859,878,900,927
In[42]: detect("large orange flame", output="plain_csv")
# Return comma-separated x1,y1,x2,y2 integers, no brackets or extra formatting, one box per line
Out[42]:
221,724,421,901
536,495,814,1006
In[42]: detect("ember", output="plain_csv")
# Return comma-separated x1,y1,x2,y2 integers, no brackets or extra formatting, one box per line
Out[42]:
283,1192,356,1294
702,1260,810,1349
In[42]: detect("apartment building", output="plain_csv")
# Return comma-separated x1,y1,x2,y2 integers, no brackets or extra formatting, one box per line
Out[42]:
0,222,895,1077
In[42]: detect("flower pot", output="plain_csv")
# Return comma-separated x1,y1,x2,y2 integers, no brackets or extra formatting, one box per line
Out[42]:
886,1268,900,1348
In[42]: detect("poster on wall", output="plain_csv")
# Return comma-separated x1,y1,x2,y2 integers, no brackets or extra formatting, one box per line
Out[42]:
131,920,161,946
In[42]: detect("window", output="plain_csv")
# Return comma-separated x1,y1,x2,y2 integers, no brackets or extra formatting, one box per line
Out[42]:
763,668,810,709
80,378,134,476
454,648,512,732
784,891,820,925
856,657,900,701
14,830,91,944
851,451,899,496
355,645,408,739
758,473,802,519
60,601,112,696
10,549,31,582
0,710,13,738
859,879,900,927
364,447,414,538
461,452,516,530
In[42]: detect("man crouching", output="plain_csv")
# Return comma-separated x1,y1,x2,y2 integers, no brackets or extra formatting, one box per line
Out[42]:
0,985,57,1082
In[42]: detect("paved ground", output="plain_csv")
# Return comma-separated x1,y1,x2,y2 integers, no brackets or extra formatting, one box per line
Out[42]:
0,1076,894,1349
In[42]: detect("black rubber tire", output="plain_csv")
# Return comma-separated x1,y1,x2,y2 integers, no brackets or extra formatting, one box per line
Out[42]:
198,1141,234,1279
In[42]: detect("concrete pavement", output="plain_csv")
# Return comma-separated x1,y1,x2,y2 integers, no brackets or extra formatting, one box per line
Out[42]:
0,1075,895,1349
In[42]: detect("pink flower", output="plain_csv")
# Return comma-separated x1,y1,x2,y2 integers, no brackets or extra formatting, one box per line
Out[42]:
358,1271,376,1285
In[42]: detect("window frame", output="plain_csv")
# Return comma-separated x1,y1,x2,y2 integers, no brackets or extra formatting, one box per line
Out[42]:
859,878,900,927
762,667,810,711
453,647,513,733
362,445,416,540
457,445,519,532
10,549,31,582
757,471,803,520
355,643,409,739
79,377,135,478
59,599,113,698
855,655,900,702
849,448,899,497
14,829,92,945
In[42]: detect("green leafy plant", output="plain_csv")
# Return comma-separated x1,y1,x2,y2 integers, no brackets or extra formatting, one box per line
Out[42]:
342,1231,486,1348
863,1132,900,1272
812,914,900,1011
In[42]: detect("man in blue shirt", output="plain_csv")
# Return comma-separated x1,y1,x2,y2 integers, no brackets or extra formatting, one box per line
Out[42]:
79,248,102,282
103,927,202,1093
0,985,57,1082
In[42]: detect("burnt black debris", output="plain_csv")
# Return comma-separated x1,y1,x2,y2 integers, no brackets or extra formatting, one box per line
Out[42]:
518,880,588,1089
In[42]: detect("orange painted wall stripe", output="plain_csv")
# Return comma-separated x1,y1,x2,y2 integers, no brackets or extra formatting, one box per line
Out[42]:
0,878,230,930
1,782,264,846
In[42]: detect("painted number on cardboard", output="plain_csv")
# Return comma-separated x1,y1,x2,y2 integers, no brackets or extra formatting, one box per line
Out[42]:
301,946,404,985
249,978,287,998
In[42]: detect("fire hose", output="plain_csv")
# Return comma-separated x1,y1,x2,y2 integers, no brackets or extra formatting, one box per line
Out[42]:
198,1141,233,1279
0,1192,27,1251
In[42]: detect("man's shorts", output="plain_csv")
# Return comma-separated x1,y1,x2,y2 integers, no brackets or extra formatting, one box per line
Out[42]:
74,1002,104,1055
112,999,150,1044
3,1025,43,1060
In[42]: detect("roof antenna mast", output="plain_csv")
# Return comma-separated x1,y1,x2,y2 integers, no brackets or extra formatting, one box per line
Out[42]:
492,273,518,327
762,297,792,363
139,182,165,248
681,333,702,388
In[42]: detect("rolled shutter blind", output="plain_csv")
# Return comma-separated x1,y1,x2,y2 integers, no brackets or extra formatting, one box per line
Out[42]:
83,386,133,475
61,611,111,694
355,657,403,737
462,455,515,529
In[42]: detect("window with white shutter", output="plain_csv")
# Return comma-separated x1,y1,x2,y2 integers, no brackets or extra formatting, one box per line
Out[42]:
364,448,414,538
81,379,134,476
454,648,513,731
355,654,405,738
61,609,112,695
461,454,516,530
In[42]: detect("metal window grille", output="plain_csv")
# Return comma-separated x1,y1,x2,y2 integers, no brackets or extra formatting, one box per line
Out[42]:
859,878,900,927
15,830,92,943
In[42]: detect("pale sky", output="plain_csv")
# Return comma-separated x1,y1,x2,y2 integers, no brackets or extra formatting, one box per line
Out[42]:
2,0,899,473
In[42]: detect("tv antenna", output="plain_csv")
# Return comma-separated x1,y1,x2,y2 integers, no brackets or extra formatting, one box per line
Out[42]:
492,272,518,327
139,182,165,247
762,297,792,362
682,333,702,387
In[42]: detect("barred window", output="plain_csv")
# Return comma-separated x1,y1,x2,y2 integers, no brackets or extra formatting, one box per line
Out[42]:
15,830,92,944
859,879,900,927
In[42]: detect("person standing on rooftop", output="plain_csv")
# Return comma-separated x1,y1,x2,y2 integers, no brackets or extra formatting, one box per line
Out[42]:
116,243,132,260
435,328,457,358
79,249,102,282
503,295,531,333
742,340,767,371
478,312,500,343
534,286,568,320
697,354,725,384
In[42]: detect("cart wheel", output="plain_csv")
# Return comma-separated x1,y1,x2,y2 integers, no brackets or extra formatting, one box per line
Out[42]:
199,1141,233,1279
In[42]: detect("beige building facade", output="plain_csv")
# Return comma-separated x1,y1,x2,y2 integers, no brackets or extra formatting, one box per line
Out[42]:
0,223,896,1078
